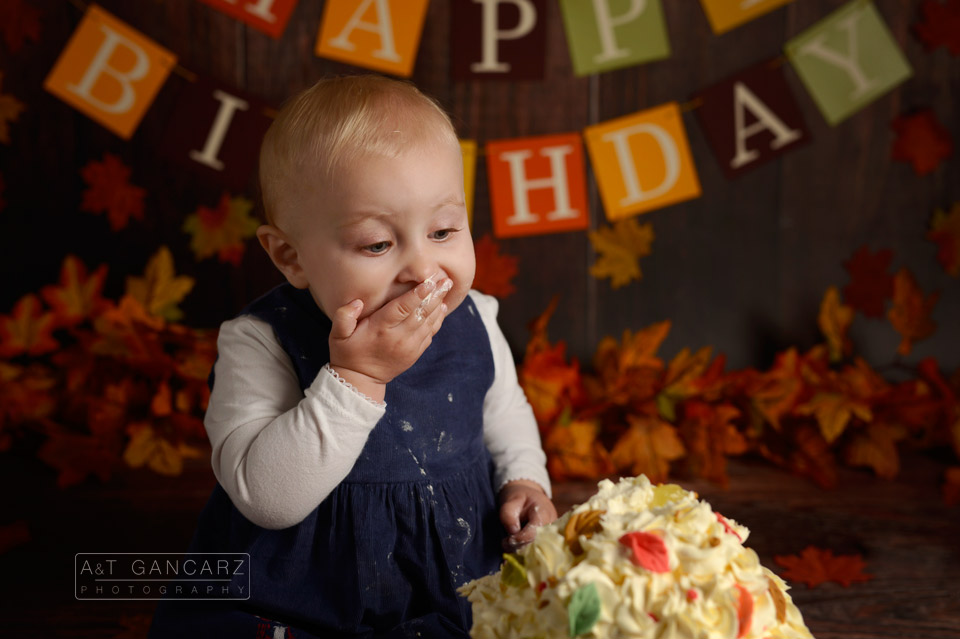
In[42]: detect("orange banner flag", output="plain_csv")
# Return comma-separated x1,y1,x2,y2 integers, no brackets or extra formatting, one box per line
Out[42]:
584,102,701,221
486,133,589,239
315,0,430,77
44,4,176,140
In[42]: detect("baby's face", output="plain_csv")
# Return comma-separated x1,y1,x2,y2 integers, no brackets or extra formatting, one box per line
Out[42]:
291,137,475,320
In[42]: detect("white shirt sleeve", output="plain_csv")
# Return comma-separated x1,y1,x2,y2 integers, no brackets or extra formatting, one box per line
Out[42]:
204,314,385,530
469,290,552,498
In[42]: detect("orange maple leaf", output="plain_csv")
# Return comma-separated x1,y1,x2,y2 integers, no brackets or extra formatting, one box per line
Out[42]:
679,401,746,486
844,422,907,479
927,202,960,277
842,245,894,318
890,109,953,176
543,417,614,481
774,546,874,588
796,391,872,444
887,268,939,356
747,349,805,431
40,255,109,328
818,286,854,363
472,234,518,298
787,424,838,489
183,193,259,266
519,299,584,427
0,294,59,358
609,414,685,483
125,246,195,322
123,423,203,476
913,0,960,55
80,153,146,231
589,218,654,289
0,73,25,145
0,0,41,53
593,322,671,406
0,362,56,435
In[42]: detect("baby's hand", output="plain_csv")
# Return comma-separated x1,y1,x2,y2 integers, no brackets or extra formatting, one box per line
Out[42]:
328,278,451,402
499,479,558,552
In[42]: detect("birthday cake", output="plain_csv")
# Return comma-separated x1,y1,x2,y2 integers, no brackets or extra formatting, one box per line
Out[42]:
459,476,813,639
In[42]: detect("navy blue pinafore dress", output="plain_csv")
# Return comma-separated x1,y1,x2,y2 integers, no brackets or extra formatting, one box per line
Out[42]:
149,284,504,638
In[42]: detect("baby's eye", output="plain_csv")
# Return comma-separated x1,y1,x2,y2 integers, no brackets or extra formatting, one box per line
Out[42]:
431,228,459,241
363,241,391,254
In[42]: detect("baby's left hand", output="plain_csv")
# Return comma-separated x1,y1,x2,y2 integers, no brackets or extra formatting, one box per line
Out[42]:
499,479,558,552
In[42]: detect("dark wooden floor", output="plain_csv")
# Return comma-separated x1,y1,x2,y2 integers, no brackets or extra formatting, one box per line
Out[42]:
1,449,958,638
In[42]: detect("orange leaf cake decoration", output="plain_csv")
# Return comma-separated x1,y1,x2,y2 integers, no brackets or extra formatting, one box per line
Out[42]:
774,545,874,588
890,109,953,176
472,234,518,298
460,476,813,638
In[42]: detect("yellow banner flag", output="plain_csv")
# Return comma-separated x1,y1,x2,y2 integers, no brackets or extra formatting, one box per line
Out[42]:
44,4,176,140
460,139,478,229
585,102,701,221
315,0,430,77
699,0,794,35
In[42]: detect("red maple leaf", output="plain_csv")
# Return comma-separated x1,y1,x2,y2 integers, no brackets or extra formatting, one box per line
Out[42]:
890,109,953,176
80,153,146,230
914,0,960,55
842,245,894,318
0,0,42,53
774,546,874,588
472,234,518,298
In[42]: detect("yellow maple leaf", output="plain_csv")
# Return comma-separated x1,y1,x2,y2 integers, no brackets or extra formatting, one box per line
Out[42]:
796,391,873,444
123,423,203,476
589,218,654,289
0,73,26,145
844,422,906,479
609,414,685,483
125,246,195,322
182,193,259,266
818,286,854,363
662,346,713,398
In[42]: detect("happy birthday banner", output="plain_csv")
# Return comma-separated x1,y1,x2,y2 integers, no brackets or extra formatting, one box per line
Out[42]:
42,0,914,238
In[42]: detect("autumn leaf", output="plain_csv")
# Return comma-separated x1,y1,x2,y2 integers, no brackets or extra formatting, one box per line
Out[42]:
842,245,894,318
661,346,714,401
543,417,613,481
123,423,203,476
0,362,56,434
796,392,872,444
943,467,960,506
818,287,853,363
0,73,25,145
0,0,41,53
125,246,195,322
787,424,838,489
593,322,671,406
747,349,805,431
472,234,518,298
183,193,259,266
887,268,939,356
619,531,669,572
610,414,685,483
520,300,584,427
927,202,960,277
37,429,121,488
679,401,746,487
890,109,953,176
589,218,654,289
39,255,109,328
80,153,146,231
774,546,874,588
0,520,30,556
914,0,960,55
844,422,907,479
0,294,59,357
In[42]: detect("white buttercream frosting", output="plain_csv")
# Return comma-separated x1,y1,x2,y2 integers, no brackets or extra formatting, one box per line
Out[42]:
459,475,814,639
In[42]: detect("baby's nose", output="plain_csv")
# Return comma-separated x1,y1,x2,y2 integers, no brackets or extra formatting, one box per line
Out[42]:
402,251,441,283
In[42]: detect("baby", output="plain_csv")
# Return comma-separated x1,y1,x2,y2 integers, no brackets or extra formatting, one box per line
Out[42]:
149,75,556,638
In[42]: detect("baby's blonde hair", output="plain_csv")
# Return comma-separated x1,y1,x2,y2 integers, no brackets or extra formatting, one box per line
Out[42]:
258,74,458,226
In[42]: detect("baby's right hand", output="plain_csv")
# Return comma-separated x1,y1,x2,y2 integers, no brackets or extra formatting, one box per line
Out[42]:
328,278,451,402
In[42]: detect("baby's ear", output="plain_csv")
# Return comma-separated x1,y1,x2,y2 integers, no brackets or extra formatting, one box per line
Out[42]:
256,225,309,289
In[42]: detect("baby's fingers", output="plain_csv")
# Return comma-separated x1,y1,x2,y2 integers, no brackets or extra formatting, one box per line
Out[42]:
330,300,363,340
380,278,439,327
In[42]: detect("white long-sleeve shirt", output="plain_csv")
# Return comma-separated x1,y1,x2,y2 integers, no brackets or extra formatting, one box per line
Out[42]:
204,289,551,530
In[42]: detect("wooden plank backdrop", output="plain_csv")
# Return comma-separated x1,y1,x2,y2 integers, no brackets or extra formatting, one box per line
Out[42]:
0,0,956,372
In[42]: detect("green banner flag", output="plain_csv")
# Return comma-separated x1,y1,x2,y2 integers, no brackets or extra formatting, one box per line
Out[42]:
559,0,670,76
